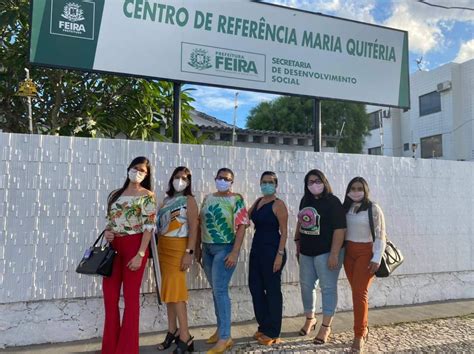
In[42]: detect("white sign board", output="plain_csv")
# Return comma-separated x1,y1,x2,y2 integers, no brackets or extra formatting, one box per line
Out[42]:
31,0,410,107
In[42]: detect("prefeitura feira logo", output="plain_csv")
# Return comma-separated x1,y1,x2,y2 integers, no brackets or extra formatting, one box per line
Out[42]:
61,3,85,22
182,43,266,82
188,48,212,71
50,0,95,40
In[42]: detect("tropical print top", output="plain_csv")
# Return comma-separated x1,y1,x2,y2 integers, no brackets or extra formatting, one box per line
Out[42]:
107,194,157,235
200,194,250,244
157,194,189,238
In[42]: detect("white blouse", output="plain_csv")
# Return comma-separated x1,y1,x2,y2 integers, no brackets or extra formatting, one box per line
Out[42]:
345,203,387,264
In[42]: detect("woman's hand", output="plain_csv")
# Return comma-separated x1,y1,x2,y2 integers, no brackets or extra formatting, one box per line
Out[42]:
224,251,239,269
104,230,115,243
273,254,283,273
327,253,339,270
181,253,193,271
368,261,380,274
127,255,143,271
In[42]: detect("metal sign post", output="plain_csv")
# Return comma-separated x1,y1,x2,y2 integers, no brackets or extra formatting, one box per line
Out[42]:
173,82,182,144
313,98,321,152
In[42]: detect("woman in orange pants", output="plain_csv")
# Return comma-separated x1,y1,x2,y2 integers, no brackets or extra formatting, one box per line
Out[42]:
342,177,386,353
102,156,157,354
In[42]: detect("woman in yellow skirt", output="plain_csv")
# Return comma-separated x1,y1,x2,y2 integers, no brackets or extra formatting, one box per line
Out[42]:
156,167,198,354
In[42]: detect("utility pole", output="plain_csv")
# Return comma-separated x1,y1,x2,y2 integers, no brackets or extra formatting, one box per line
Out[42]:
17,68,38,134
231,92,239,146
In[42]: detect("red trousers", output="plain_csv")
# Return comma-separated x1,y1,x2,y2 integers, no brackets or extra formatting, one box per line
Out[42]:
343,241,374,338
102,233,149,354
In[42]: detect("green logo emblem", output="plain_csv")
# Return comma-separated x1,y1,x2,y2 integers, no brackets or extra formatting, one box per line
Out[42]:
50,0,95,40
188,48,212,71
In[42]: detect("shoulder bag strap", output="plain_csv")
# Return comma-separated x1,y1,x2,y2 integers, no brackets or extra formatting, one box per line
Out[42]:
368,203,376,242
93,230,106,247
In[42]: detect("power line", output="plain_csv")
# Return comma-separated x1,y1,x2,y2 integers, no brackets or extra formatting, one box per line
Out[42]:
417,0,474,11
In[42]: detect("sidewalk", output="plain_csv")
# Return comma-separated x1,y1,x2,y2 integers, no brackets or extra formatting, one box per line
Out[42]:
2,299,473,353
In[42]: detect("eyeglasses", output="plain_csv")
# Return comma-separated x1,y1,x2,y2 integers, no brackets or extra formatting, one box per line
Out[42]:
307,179,323,186
216,177,233,182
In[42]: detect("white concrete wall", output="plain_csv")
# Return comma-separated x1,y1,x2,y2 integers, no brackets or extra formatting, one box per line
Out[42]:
1,133,473,347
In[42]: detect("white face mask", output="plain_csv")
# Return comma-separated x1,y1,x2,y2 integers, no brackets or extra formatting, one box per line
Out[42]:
348,191,365,202
128,168,146,184
173,178,188,192
215,179,232,192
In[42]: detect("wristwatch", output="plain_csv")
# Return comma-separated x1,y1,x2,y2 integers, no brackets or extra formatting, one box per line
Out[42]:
185,249,194,255
277,249,285,256
138,251,145,258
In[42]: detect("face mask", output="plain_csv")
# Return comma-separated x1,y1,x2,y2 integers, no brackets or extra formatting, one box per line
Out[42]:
128,168,146,184
215,179,232,192
348,191,364,202
308,183,324,196
173,178,188,192
260,183,276,196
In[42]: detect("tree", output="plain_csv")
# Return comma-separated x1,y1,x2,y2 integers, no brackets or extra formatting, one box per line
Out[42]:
246,96,370,153
0,0,198,142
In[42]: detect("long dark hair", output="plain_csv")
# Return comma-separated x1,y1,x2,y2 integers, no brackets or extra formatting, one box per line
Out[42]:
166,166,194,197
107,156,153,215
300,169,333,208
342,176,371,213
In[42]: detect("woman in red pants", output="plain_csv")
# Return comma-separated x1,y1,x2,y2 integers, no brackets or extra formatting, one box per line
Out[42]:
342,177,386,353
102,156,157,354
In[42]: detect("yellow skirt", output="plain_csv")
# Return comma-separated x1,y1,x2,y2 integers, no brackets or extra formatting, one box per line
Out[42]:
158,236,188,303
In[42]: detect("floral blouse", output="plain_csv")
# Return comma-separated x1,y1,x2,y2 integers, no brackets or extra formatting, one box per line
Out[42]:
200,194,249,244
107,194,157,235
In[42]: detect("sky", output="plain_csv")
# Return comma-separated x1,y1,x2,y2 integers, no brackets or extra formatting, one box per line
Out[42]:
188,0,474,128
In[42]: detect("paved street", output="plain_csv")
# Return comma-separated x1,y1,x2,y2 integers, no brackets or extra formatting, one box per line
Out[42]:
2,299,473,353
236,316,473,353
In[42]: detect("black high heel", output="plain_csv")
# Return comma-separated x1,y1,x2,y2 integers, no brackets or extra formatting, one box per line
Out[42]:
298,317,317,336
173,335,194,353
313,323,331,345
157,328,179,351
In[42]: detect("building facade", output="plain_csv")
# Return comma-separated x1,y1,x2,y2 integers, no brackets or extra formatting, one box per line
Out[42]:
190,110,338,152
364,59,474,161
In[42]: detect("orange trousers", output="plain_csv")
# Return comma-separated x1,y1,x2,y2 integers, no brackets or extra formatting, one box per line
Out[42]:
343,241,374,338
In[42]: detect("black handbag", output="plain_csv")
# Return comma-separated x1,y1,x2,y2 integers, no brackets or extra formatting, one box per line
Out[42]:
76,231,116,277
368,203,404,277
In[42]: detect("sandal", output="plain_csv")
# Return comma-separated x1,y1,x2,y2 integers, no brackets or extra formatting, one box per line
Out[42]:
253,331,264,340
157,328,179,351
299,317,317,336
206,330,218,344
351,327,369,352
313,323,331,345
257,335,283,346
173,335,194,354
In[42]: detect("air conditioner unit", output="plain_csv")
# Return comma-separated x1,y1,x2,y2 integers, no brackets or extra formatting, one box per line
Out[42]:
437,81,452,92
